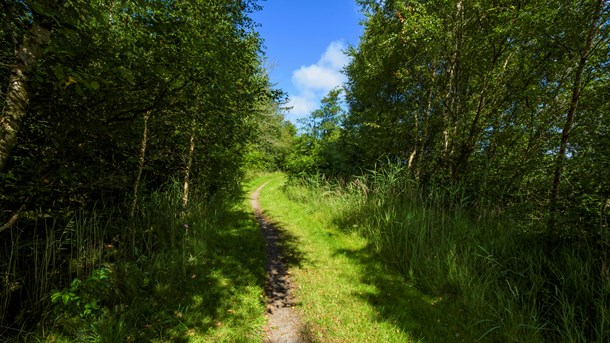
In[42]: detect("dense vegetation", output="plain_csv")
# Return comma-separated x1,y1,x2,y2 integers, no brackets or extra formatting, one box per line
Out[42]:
295,0,610,240
0,0,283,340
2,0,609,341
283,0,610,341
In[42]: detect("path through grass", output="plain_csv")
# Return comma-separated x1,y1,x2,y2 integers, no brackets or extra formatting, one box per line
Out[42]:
256,174,475,342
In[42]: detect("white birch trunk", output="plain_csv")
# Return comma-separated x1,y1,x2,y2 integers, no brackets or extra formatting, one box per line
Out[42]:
182,123,196,209
130,111,151,218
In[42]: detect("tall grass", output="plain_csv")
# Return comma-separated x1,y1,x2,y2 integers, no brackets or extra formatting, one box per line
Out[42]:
1,180,267,342
1,210,109,329
285,167,609,342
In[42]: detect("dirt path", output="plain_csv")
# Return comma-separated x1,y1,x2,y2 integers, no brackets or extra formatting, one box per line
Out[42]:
250,183,305,343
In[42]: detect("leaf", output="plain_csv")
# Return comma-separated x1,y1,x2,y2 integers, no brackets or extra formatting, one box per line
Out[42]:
90,81,100,90
54,65,65,80
29,2,45,16
65,76,77,87
50,290,62,303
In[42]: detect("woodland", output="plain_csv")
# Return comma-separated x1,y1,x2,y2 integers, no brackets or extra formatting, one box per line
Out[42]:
1,0,609,342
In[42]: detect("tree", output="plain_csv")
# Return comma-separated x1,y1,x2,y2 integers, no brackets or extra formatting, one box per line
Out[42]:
343,0,610,238
0,1,56,171
287,88,350,176
0,0,281,330
547,0,607,231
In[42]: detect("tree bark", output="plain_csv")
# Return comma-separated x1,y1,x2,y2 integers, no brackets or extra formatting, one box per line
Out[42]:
0,21,51,171
181,122,196,209
441,0,464,177
130,111,151,218
549,0,604,228
407,106,420,173
0,203,26,233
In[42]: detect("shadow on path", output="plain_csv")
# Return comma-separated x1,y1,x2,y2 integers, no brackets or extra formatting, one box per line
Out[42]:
251,183,309,343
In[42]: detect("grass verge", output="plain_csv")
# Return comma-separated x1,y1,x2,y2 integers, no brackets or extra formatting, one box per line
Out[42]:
257,173,482,342
275,169,609,342
6,180,270,342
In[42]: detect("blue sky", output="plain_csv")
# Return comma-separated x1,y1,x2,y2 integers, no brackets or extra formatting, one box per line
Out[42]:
251,0,364,123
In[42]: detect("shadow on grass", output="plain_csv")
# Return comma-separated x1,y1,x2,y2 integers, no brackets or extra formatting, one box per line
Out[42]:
49,208,270,342
114,208,311,342
332,244,482,342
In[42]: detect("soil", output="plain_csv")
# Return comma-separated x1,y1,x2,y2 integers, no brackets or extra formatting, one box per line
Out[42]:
250,183,305,343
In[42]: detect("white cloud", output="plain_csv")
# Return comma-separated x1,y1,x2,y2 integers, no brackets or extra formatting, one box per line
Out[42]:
287,92,318,119
292,65,344,93
320,41,350,70
287,40,349,121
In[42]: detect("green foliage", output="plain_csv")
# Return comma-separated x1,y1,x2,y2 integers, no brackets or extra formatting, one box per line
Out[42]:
2,0,279,214
287,169,610,341
0,0,283,338
9,180,267,342
286,88,356,177
51,267,110,318
336,0,610,240
244,102,295,173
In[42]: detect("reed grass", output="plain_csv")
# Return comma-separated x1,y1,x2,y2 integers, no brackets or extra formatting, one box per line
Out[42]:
284,167,609,342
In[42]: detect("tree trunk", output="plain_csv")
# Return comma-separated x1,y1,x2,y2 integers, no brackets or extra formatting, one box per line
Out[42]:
549,0,604,229
407,107,420,173
0,22,52,171
130,111,151,218
182,123,196,209
441,0,464,177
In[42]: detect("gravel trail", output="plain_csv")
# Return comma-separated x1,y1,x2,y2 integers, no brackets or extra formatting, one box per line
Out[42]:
250,183,305,343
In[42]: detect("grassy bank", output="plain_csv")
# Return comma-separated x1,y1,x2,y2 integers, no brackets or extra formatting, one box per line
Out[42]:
258,173,485,342
3,180,270,342
276,169,609,342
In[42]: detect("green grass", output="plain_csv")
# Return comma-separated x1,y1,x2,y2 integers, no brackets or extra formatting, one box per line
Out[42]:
7,171,606,342
268,169,609,342
256,173,481,342
8,181,270,342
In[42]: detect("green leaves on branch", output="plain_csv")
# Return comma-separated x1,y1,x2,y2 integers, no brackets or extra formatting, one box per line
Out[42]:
0,0,280,334
53,64,101,91
342,0,609,238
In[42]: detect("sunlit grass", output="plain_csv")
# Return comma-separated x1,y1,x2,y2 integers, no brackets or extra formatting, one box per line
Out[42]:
256,174,484,342
9,171,607,342
274,169,609,342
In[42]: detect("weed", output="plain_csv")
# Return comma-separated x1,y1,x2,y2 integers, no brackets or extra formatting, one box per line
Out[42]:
50,267,111,318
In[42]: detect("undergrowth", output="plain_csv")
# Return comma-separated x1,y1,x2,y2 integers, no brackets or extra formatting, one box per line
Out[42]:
1,181,268,342
283,168,610,342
